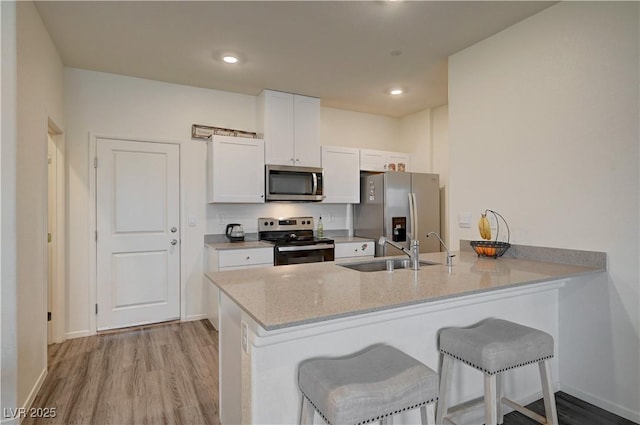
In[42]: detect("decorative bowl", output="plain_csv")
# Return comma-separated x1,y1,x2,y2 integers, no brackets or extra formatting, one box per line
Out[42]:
470,240,511,258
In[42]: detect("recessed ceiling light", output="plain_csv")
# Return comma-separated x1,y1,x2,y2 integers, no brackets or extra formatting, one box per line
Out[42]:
390,88,403,95
223,55,239,64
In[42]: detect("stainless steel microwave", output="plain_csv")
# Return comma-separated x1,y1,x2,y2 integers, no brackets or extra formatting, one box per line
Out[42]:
265,165,325,202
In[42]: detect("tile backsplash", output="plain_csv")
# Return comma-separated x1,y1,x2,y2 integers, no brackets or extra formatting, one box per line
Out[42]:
207,203,351,235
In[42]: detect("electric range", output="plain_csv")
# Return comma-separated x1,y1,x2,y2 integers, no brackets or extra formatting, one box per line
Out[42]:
258,217,335,266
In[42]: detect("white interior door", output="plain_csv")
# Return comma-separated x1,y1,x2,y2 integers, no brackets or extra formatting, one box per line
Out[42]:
96,138,180,331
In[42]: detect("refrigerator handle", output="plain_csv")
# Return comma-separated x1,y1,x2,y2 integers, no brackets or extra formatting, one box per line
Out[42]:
412,192,418,239
408,192,415,240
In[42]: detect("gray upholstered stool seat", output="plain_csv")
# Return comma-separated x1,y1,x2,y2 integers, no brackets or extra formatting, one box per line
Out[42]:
436,319,558,425
298,345,439,425
439,318,554,375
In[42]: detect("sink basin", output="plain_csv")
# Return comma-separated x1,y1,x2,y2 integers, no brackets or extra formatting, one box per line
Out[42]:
339,259,440,272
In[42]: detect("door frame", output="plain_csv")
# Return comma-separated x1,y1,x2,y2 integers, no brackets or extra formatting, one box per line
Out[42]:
47,119,66,344
88,133,186,334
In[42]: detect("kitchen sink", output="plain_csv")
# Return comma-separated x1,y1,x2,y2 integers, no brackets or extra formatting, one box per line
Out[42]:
339,259,440,272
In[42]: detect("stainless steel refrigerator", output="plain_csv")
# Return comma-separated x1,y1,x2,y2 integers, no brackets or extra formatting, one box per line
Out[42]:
354,172,441,257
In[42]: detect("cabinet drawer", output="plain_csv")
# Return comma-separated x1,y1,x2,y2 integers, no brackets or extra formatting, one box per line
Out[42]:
218,248,273,268
335,241,375,258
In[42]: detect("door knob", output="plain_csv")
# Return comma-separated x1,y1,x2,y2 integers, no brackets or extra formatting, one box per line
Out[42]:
170,239,178,246
171,227,177,233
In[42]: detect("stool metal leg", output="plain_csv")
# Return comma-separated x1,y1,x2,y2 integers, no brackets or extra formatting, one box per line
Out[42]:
380,417,393,425
300,395,315,425
436,354,454,424
484,374,497,425
496,372,504,425
539,359,559,425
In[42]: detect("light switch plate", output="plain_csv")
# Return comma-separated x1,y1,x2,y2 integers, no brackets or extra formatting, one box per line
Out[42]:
188,214,197,226
459,212,472,228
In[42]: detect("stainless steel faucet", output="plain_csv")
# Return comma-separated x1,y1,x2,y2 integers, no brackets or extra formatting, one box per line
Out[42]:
378,236,421,270
427,232,455,266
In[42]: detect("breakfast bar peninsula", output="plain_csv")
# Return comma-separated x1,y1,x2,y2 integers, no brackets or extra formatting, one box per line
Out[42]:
205,245,605,425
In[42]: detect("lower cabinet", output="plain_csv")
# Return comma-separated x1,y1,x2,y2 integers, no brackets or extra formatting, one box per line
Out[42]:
206,246,274,330
334,240,375,259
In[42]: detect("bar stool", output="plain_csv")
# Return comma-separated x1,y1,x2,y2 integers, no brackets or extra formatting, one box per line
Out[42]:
436,318,558,425
298,344,439,425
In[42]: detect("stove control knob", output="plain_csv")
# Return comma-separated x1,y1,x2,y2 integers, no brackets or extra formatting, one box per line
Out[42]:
270,221,274,226
264,221,269,226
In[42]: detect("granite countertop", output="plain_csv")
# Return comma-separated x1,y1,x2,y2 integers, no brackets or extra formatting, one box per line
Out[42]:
205,240,273,250
205,249,606,331
331,236,375,243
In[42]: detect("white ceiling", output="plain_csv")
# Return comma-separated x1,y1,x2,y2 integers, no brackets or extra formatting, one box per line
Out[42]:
35,1,555,117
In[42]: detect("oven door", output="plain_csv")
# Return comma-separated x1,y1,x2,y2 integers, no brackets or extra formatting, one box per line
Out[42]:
274,243,335,266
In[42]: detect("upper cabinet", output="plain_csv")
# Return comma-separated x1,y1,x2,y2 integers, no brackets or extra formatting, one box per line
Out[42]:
208,135,265,203
321,146,360,204
360,149,411,172
258,90,321,168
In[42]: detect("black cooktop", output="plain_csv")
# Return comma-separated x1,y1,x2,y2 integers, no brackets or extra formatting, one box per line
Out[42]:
258,216,334,247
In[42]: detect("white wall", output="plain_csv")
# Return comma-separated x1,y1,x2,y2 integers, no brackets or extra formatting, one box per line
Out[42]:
399,109,431,173
431,105,449,243
321,107,400,150
15,1,65,411
1,1,18,420
448,2,639,421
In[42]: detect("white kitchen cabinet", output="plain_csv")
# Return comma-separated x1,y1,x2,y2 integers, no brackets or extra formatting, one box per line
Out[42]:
321,146,360,203
205,245,273,329
360,149,411,172
334,240,375,259
207,135,265,203
258,90,321,167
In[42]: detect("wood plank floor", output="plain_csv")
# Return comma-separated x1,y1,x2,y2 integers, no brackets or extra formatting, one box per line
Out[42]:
24,320,220,425
25,320,636,425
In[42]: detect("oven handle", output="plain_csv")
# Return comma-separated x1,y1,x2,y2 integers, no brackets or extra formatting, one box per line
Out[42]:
277,243,335,252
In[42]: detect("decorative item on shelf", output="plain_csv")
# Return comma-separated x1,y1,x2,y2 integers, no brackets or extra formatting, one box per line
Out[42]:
387,163,396,171
470,209,511,258
397,163,406,172
191,124,257,140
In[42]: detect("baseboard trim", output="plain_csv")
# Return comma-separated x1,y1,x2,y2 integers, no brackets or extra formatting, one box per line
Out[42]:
65,329,93,340
185,313,208,322
561,383,640,424
11,367,48,424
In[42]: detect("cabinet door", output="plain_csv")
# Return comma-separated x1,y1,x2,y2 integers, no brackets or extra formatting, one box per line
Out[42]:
218,248,273,268
322,146,360,203
386,151,411,172
263,91,295,166
208,136,265,203
360,149,387,172
335,241,375,258
293,95,321,167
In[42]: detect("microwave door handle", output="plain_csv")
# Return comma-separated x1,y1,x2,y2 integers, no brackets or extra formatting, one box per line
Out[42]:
312,172,318,195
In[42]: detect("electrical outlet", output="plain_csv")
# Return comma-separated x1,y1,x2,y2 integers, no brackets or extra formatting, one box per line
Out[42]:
241,321,248,354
